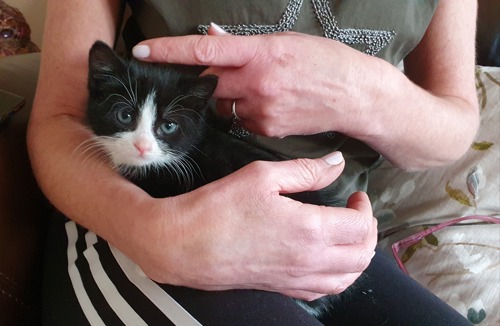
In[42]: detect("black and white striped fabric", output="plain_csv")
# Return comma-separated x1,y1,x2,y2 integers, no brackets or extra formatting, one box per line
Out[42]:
42,216,472,325
65,221,202,326
56,220,322,326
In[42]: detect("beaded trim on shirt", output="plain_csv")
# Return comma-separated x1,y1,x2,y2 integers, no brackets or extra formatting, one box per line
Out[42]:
198,0,303,35
311,0,396,55
198,0,396,56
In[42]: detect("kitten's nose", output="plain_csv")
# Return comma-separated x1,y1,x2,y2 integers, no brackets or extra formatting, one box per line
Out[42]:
133,139,152,156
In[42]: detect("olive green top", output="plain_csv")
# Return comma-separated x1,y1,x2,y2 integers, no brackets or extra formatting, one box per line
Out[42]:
127,0,439,203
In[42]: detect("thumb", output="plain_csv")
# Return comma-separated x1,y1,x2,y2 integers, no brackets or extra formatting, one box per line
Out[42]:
270,152,345,195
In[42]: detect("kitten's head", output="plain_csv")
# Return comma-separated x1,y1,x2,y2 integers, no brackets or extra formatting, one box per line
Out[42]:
86,41,218,177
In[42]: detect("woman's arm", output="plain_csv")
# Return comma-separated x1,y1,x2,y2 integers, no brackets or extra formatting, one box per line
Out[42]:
366,0,479,170
28,0,377,300
28,0,140,243
136,0,478,171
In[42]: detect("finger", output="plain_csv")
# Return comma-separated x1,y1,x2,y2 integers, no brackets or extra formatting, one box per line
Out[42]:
216,99,243,119
216,98,251,122
265,152,345,195
285,272,362,297
286,197,377,247
346,191,373,216
215,98,234,118
345,192,378,243
132,34,259,67
303,205,377,246
280,290,327,302
315,191,376,246
287,228,376,273
202,66,248,100
321,243,377,273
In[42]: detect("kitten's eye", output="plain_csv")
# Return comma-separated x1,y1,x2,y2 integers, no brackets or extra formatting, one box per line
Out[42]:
160,122,179,135
116,108,134,125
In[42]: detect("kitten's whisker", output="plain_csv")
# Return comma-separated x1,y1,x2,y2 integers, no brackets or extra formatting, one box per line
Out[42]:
177,158,194,190
174,159,195,191
99,92,134,109
165,109,208,134
165,94,191,110
182,156,202,189
110,101,133,111
188,144,210,161
96,73,136,106
126,64,137,104
134,79,138,107
167,107,211,129
73,137,114,172
163,93,205,114
158,147,200,191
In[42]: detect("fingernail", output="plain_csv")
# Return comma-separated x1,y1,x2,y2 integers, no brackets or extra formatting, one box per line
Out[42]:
322,151,344,165
132,44,150,59
210,22,228,34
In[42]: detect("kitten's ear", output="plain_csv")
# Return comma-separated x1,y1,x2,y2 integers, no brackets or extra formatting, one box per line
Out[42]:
88,41,125,77
188,75,218,99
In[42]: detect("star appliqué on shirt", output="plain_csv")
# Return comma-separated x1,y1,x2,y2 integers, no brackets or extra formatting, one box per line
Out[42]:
198,0,396,56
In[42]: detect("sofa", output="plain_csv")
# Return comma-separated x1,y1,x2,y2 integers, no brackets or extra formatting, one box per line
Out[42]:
0,52,48,325
0,3,499,325
369,65,500,325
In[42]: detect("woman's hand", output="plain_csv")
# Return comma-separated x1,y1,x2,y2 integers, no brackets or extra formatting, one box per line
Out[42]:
136,153,378,301
133,29,371,138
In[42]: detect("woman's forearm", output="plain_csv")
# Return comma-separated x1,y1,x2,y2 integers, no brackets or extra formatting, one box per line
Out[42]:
328,0,478,171
27,0,157,252
336,56,479,171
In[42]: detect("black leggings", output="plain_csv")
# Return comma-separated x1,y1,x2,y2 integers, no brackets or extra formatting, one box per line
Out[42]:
42,214,472,326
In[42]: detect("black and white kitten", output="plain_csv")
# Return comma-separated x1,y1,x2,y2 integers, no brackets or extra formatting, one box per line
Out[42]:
85,41,345,318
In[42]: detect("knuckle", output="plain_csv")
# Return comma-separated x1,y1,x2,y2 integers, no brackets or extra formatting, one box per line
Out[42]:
286,266,307,279
258,122,279,137
254,75,281,98
293,158,321,187
286,228,325,277
267,38,294,66
296,217,323,246
350,213,373,243
193,37,217,64
248,160,272,177
287,254,316,278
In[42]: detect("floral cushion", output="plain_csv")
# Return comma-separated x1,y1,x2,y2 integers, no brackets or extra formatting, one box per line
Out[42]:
368,66,500,325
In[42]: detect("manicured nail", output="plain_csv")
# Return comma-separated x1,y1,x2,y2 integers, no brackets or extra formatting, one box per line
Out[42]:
322,151,344,165
132,44,150,59
210,22,228,34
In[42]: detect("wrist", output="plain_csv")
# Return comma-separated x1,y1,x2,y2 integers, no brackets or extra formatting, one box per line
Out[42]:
336,54,400,142
110,194,185,283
